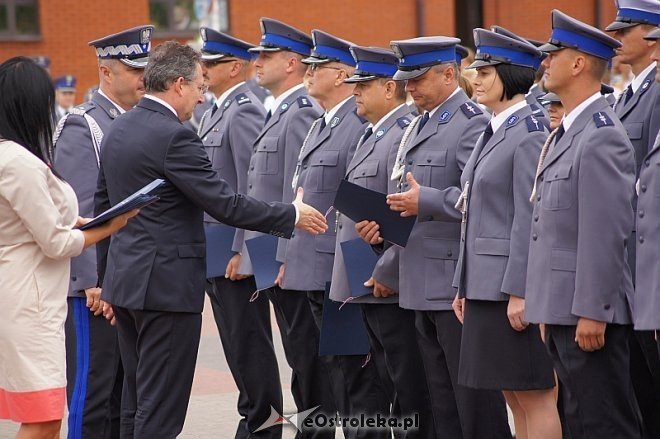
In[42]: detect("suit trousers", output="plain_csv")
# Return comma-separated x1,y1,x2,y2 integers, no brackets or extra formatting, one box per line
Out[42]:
361,304,436,438
414,310,511,439
114,306,201,439
65,297,122,439
545,324,643,439
267,287,336,439
629,329,660,439
306,290,391,439
207,276,283,439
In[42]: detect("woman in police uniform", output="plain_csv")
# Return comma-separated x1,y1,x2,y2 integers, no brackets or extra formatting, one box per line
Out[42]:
452,28,561,439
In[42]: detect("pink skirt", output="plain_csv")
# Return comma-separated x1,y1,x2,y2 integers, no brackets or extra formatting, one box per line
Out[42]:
0,387,65,423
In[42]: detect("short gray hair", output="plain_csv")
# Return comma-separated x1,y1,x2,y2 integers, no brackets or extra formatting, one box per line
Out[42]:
144,41,201,93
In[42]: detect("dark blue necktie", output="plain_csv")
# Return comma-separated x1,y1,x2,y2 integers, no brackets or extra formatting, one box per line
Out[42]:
418,112,430,133
319,117,327,132
481,123,494,146
554,123,565,144
624,85,634,104
211,102,219,116
264,110,272,126
362,127,373,143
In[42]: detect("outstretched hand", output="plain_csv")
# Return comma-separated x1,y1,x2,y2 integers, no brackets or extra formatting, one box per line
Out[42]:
386,172,420,217
293,187,327,234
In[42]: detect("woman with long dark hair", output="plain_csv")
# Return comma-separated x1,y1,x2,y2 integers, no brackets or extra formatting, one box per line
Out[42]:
0,57,136,439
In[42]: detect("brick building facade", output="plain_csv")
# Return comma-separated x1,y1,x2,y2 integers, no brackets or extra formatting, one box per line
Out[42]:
0,0,616,103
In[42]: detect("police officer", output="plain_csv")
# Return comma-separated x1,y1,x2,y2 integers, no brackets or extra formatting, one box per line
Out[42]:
329,45,435,438
53,25,153,439
197,28,282,439
282,30,390,437
526,10,642,438
54,75,77,121
606,5,660,434
636,28,660,437
239,18,332,437
359,36,511,439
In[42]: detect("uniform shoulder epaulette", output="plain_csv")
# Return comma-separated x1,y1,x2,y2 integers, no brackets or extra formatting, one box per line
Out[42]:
297,96,313,108
525,115,544,132
235,93,251,105
69,101,96,116
529,103,544,116
397,116,411,128
593,111,614,128
460,101,483,118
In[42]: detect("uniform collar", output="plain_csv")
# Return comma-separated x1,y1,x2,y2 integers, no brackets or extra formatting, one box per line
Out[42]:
98,88,126,114
214,81,246,107
631,61,656,93
271,83,305,111
562,91,601,131
490,100,528,132
324,95,354,124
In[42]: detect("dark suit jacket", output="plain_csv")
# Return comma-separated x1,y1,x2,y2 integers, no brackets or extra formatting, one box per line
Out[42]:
95,97,295,313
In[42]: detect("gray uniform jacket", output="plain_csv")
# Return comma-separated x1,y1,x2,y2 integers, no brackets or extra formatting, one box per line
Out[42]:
615,67,659,173
199,83,266,253
525,97,636,325
238,86,322,274
391,88,488,312
281,97,367,291
53,90,120,297
329,104,413,304
454,105,546,301
635,132,660,330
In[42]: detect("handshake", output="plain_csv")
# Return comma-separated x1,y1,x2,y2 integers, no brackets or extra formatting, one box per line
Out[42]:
292,187,328,234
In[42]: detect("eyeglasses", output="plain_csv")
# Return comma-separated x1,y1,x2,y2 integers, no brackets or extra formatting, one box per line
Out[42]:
204,58,240,68
309,64,344,72
185,79,209,94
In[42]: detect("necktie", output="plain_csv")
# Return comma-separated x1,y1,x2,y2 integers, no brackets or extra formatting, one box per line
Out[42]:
211,102,219,117
319,117,327,132
359,127,373,146
481,123,494,146
624,85,634,105
264,110,272,126
554,123,565,145
417,112,430,133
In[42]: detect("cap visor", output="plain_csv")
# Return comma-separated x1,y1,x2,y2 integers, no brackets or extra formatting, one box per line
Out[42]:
344,74,377,83
540,92,560,103
643,28,660,40
467,59,501,69
393,67,431,81
538,42,563,53
120,57,148,68
247,45,281,53
301,56,330,65
201,52,227,61
605,21,638,32
56,87,76,92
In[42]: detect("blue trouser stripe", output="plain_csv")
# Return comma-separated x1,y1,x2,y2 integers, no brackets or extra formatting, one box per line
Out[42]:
68,298,90,439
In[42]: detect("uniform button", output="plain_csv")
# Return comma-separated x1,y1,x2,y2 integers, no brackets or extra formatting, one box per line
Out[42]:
303,165,308,169
536,194,541,201
427,158,431,163
291,232,295,238
263,145,267,149
532,233,538,241
319,159,324,163
361,171,366,175
540,175,544,182
639,210,645,218
250,166,255,171
641,184,647,193
639,235,645,243
447,250,452,257
534,215,539,222
71,276,77,281
248,184,252,189
338,224,343,230
604,304,611,310
408,159,413,165
645,159,650,167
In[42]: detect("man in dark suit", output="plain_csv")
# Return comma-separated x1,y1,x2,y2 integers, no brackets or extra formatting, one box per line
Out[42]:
95,41,326,439
197,27,282,438
54,25,154,439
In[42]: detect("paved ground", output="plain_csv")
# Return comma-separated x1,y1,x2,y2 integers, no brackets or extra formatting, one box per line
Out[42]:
1,296,514,438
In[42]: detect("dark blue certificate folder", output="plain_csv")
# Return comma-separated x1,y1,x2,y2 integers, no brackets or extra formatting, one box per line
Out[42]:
204,223,236,278
245,235,279,290
80,179,165,230
333,179,416,247
340,238,380,299
319,282,371,356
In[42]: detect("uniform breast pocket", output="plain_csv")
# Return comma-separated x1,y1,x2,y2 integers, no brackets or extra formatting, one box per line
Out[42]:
625,122,643,140
205,132,225,170
255,137,279,175
414,150,447,189
309,150,340,193
542,162,573,211
351,160,379,190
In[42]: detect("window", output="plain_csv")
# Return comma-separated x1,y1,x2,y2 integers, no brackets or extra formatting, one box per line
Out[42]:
0,0,40,39
150,0,229,36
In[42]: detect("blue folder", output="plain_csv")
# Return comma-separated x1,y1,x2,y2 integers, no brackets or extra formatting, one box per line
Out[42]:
340,238,380,299
332,179,417,247
245,235,279,290
204,223,236,278
319,282,371,356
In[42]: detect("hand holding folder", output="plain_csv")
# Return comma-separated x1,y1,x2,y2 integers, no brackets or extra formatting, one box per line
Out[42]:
80,179,165,230
333,180,416,247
